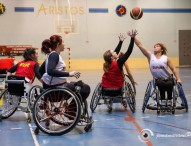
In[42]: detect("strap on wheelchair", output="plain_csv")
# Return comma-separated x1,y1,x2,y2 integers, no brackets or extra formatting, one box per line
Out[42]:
0,74,6,79
102,87,122,96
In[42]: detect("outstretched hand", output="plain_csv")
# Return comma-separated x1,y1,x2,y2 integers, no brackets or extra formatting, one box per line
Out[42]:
69,71,81,79
127,29,138,38
118,33,126,42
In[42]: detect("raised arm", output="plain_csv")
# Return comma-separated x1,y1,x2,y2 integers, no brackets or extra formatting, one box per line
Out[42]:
134,37,151,60
114,33,126,54
117,30,137,69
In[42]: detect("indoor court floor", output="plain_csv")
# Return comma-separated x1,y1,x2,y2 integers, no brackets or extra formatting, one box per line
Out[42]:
0,68,191,146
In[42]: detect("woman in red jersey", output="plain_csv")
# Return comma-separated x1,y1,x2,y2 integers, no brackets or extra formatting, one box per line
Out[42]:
6,48,42,83
101,30,137,89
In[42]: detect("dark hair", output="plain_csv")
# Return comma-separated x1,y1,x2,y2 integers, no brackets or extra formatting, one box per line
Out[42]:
154,43,167,55
41,35,62,54
23,48,38,62
103,50,112,72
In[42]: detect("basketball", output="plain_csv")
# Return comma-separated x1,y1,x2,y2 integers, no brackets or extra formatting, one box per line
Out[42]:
130,7,143,20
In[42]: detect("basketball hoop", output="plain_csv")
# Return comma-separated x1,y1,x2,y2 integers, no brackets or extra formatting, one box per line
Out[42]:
61,26,72,36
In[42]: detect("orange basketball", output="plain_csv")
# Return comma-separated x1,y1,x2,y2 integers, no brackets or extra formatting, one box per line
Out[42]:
130,7,143,20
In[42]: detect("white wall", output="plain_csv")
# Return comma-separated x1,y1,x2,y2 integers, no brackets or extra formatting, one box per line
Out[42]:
0,0,191,60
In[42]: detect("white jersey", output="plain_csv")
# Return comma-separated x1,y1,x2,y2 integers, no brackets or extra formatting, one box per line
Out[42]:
149,54,171,80
42,51,68,85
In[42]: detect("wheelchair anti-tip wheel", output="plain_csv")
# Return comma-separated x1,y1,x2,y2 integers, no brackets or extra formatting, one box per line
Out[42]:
90,83,102,112
33,87,81,136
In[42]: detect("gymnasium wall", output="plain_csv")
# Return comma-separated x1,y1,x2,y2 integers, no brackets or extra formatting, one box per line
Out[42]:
0,0,190,70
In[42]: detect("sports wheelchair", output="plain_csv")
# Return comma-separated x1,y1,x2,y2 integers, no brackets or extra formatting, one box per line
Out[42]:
32,82,93,136
142,78,188,114
90,74,136,113
0,75,42,122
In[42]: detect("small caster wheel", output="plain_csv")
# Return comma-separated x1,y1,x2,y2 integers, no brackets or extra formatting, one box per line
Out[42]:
27,118,31,123
172,110,175,114
34,128,39,135
157,110,160,115
84,123,92,132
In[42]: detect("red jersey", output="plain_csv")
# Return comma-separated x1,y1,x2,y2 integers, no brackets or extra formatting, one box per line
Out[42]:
15,60,36,83
0,58,14,70
101,60,124,88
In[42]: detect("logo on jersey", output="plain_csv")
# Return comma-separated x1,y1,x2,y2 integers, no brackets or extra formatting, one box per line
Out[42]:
152,66,165,69
19,62,30,67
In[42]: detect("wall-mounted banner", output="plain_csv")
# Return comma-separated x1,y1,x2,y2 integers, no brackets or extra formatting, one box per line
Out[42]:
0,45,32,56
116,5,126,17
0,3,6,15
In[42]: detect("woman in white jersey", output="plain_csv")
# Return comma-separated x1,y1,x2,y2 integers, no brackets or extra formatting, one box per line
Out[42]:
134,37,181,101
39,35,90,101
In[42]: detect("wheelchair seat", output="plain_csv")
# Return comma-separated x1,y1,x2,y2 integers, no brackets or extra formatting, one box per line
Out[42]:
102,87,122,97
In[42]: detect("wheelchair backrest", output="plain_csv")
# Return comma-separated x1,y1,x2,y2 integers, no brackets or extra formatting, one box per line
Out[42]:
6,75,25,96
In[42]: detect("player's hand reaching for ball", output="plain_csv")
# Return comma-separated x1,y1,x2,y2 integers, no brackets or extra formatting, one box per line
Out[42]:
128,29,138,38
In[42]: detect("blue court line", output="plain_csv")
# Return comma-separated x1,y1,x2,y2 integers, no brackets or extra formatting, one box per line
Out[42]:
89,8,108,13
15,7,34,12
142,8,191,13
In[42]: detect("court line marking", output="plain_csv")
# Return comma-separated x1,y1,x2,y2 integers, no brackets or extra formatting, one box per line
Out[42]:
24,113,40,146
124,108,153,146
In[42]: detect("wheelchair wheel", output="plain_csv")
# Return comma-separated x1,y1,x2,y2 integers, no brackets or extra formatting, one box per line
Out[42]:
90,83,102,112
124,74,136,95
0,89,21,119
177,83,188,112
142,81,152,113
28,85,43,111
124,82,136,113
33,87,81,136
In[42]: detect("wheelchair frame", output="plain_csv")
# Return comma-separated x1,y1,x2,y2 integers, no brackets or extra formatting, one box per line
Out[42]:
0,75,42,122
90,74,136,113
32,85,93,136
142,79,188,114
0,74,6,94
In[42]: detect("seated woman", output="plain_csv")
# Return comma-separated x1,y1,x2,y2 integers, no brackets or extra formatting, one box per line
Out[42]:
101,30,137,94
134,35,181,101
6,48,42,92
39,35,90,102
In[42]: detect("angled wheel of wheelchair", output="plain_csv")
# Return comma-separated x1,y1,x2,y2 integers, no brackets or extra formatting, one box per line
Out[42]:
124,81,136,113
142,81,153,113
90,83,102,112
33,87,81,136
177,83,188,112
124,74,136,95
28,85,43,112
0,89,21,119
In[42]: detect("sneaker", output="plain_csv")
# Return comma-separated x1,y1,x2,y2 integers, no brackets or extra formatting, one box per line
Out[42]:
167,100,172,106
160,100,166,106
